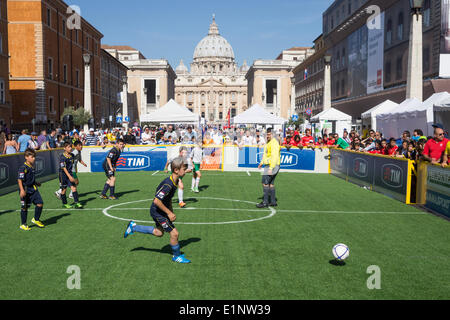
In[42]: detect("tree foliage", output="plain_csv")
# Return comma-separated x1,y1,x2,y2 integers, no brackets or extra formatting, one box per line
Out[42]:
61,106,91,127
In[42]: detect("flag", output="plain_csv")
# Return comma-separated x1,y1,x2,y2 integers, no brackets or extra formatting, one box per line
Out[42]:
226,109,231,128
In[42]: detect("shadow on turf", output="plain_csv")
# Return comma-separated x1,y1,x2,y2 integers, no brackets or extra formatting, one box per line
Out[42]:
114,190,140,198
131,237,201,256
40,213,71,226
198,185,209,191
0,210,15,216
329,259,346,267
182,198,199,204
78,190,102,198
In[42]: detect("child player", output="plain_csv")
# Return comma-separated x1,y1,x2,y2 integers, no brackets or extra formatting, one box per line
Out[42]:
164,146,192,208
190,140,203,193
100,139,125,200
55,140,87,199
123,157,191,264
17,148,45,230
59,142,83,209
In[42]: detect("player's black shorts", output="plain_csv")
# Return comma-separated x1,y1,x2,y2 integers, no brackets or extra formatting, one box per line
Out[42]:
20,191,43,210
150,208,175,233
103,166,115,178
262,165,280,185
59,172,74,189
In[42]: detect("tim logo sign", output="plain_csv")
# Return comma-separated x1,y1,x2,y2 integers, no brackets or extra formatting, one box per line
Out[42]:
116,154,151,171
0,163,9,186
381,164,403,188
353,158,369,178
257,152,299,168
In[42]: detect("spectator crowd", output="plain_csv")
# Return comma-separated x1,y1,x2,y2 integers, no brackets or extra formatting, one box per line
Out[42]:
0,121,449,167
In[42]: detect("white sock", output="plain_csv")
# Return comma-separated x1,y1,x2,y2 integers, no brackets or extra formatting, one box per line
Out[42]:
196,177,200,188
70,190,73,197
192,178,195,189
178,189,184,203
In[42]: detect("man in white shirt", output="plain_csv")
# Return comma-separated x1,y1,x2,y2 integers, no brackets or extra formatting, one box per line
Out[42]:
141,127,152,145
242,131,256,146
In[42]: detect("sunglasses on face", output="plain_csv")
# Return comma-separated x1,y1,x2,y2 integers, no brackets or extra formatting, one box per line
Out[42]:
438,133,444,136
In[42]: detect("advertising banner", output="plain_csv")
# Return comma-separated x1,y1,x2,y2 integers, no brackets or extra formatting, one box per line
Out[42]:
347,25,368,98
238,147,316,171
425,165,450,217
0,149,63,196
440,0,450,77
90,149,167,172
367,12,384,94
330,149,412,203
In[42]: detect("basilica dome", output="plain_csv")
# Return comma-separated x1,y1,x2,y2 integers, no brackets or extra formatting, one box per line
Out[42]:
193,16,235,60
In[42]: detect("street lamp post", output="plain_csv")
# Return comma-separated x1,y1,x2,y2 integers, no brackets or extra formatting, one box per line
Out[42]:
83,53,92,132
122,75,129,130
323,54,332,111
406,0,424,101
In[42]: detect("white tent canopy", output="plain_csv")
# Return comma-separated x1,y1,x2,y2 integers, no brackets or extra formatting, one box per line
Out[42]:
232,104,287,125
376,98,422,138
432,95,450,132
140,99,200,124
310,108,352,137
408,92,450,136
361,100,399,132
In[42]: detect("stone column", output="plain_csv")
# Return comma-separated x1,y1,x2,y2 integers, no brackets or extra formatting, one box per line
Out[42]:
83,54,92,132
406,7,423,102
122,76,129,129
323,55,332,111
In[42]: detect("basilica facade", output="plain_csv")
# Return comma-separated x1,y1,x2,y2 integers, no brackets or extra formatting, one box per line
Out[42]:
175,16,249,124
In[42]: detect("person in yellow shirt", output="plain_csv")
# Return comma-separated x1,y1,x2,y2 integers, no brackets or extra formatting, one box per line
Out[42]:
442,141,450,168
257,128,281,208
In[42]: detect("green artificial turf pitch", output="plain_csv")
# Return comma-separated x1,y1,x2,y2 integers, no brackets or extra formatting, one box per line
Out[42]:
0,171,449,300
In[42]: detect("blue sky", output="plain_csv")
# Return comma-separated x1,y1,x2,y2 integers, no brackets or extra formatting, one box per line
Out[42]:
74,0,332,68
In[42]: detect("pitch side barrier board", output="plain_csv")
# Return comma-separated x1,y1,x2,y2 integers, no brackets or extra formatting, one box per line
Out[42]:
424,164,450,218
0,149,64,196
238,146,316,171
329,149,414,204
89,145,224,172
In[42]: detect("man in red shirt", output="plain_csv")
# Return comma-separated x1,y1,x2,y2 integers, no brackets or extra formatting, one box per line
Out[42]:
301,129,314,147
423,124,449,164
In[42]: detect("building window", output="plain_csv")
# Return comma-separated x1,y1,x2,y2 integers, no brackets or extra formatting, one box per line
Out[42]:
231,108,236,118
76,69,80,87
396,56,403,80
336,51,341,70
397,12,404,41
47,8,51,27
145,80,156,104
0,79,5,104
63,65,67,83
201,112,205,118
423,46,431,72
341,48,345,67
86,36,89,50
266,80,277,105
96,78,98,93
75,30,78,43
62,19,66,36
341,79,345,96
348,1,351,15
423,0,431,27
0,32,2,54
64,99,68,110
219,112,223,120
385,61,392,83
49,96,54,113
48,58,53,80
386,18,393,45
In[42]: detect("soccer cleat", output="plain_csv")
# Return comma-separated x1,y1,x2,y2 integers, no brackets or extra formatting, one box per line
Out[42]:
20,225,31,231
179,202,187,208
73,202,83,209
191,187,195,192
63,203,73,209
31,218,45,228
172,254,191,264
256,202,269,208
54,190,61,200
270,203,278,207
194,187,199,193
99,194,108,200
108,196,118,200
124,221,136,239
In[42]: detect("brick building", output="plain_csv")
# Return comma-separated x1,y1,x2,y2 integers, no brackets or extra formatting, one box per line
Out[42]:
0,0,11,128
100,48,128,129
7,0,103,130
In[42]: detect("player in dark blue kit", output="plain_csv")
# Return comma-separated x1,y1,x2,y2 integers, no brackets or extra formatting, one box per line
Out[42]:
59,142,83,209
17,148,45,231
100,139,125,200
123,157,191,264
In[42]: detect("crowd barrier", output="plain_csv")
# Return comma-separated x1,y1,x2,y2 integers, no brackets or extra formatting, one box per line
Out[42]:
0,149,64,196
329,149,415,204
416,162,450,218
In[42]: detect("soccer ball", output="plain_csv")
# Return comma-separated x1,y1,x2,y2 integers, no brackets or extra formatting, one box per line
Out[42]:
332,243,350,261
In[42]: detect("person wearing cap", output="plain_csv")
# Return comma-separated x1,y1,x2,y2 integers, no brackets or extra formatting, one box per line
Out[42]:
423,124,449,165
28,132,39,150
84,128,100,146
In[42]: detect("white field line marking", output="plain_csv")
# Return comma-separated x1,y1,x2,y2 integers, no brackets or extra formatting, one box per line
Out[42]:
152,171,160,176
275,209,426,215
247,171,251,176
102,197,277,225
